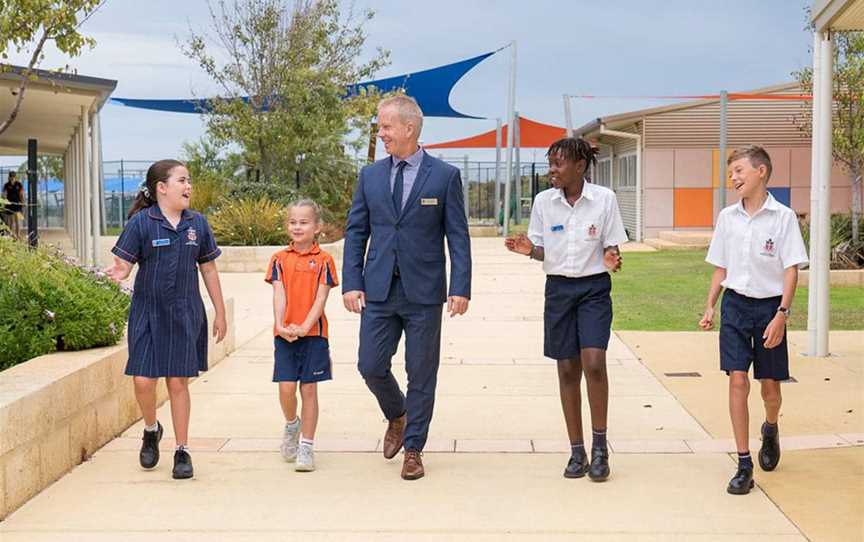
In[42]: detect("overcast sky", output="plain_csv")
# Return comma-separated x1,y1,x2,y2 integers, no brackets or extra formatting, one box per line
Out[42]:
3,0,813,165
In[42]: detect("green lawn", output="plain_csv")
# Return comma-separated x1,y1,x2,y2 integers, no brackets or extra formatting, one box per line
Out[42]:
611,250,863,331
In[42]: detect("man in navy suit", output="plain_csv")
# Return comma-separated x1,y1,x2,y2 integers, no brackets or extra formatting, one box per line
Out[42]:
343,95,472,480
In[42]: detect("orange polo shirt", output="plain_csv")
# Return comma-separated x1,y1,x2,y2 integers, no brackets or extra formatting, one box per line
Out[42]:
265,243,339,339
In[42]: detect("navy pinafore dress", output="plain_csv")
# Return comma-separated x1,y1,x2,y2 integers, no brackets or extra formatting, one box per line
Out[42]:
112,206,221,378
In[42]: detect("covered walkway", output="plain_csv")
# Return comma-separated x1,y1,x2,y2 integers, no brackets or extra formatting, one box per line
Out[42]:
0,66,116,265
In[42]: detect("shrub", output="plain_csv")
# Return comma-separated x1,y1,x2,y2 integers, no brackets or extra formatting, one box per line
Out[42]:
208,196,289,246
0,237,130,370
800,213,864,269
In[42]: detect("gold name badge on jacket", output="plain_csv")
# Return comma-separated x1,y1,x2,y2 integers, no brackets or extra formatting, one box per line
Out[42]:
420,198,439,206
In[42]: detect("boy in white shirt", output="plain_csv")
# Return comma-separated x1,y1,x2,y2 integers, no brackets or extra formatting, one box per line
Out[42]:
506,137,627,482
700,145,808,495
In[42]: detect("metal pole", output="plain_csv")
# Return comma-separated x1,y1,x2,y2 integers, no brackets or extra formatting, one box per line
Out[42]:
120,159,126,225
494,118,502,231
563,94,573,137
27,139,38,247
43,169,48,229
531,162,536,198
816,32,833,357
719,90,728,210
503,40,517,236
807,31,822,356
463,154,470,221
514,111,521,224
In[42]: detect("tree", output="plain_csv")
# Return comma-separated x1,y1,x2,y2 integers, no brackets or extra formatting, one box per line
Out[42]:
18,155,63,180
0,0,105,137
794,30,864,245
181,0,389,217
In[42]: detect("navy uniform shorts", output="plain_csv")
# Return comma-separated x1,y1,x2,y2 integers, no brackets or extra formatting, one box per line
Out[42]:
719,289,789,381
273,336,333,383
544,273,613,360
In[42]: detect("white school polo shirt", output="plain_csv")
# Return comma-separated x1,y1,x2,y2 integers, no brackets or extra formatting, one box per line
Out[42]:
706,193,809,299
527,182,628,278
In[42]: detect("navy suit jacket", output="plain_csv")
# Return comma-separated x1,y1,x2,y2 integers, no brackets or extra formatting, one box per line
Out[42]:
342,151,472,305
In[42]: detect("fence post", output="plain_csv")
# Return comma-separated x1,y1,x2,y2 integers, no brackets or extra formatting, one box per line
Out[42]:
463,155,469,221
119,159,125,227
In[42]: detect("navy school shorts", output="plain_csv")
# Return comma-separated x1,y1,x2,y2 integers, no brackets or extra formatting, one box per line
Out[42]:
273,336,332,383
544,273,613,360
719,289,789,381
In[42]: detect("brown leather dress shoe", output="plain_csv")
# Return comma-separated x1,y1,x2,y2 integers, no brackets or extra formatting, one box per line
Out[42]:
401,449,424,480
382,413,406,459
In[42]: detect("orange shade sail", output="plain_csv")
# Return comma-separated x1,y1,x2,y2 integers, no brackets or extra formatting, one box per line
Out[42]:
424,117,567,149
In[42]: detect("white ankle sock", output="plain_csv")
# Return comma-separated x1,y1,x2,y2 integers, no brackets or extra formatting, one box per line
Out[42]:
300,437,314,448
144,422,159,432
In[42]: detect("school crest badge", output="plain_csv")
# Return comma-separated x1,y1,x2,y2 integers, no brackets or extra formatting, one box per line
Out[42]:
760,238,775,257
588,224,598,239
186,228,199,246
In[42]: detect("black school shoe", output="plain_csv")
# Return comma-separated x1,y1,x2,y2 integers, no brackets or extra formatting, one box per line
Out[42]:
759,423,781,471
563,452,589,478
139,422,163,469
172,448,194,479
726,466,754,495
588,447,610,482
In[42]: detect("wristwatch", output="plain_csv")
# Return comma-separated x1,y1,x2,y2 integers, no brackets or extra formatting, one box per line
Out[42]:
777,307,791,318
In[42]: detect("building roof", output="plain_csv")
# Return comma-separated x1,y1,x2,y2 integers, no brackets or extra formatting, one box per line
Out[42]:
812,0,864,31
0,65,117,155
573,82,800,137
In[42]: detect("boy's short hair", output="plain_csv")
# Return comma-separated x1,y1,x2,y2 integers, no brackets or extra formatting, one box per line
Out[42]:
728,145,772,181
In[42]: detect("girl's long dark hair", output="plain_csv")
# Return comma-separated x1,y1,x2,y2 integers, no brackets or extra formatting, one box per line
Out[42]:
127,159,185,218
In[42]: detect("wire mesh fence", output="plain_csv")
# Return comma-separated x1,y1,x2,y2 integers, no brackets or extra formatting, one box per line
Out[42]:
2,158,552,232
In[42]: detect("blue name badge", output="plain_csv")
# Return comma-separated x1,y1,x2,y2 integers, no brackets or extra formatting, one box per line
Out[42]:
551,225,564,232
152,238,171,248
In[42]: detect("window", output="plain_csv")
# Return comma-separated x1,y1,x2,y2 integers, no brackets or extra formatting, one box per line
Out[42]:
617,154,636,188
595,158,612,187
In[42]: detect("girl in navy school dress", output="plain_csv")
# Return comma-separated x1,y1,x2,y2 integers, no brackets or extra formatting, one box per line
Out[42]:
105,159,227,480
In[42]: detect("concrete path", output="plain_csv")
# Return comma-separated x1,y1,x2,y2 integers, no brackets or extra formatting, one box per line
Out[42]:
1,238,845,540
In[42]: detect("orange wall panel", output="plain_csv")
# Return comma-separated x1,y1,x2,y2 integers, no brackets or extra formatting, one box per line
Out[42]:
674,188,713,227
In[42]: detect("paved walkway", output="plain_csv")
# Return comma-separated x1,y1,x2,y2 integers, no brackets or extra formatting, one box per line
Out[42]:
1,239,859,541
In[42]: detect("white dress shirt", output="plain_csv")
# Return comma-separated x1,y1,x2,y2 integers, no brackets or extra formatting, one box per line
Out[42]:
706,193,809,299
527,182,628,278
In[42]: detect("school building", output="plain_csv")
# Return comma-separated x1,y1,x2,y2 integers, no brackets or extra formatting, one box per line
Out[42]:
573,82,854,242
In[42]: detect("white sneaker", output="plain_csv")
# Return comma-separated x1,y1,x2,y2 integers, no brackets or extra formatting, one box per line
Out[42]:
280,419,301,462
295,443,315,472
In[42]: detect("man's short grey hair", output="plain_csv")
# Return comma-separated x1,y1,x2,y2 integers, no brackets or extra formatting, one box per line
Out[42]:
378,95,424,136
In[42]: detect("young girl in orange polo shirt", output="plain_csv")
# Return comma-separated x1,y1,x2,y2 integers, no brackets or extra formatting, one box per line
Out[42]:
265,199,338,472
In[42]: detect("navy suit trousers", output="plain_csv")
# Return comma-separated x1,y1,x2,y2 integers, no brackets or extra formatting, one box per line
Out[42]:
358,276,442,451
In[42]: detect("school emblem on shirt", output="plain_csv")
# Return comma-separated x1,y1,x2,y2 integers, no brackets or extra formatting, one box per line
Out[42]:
309,259,318,270
761,238,776,257
588,224,598,239
186,228,198,246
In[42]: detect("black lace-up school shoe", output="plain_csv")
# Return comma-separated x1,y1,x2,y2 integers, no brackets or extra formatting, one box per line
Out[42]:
172,448,194,480
563,452,589,479
588,447,610,482
726,466,754,495
759,423,781,471
139,422,163,469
